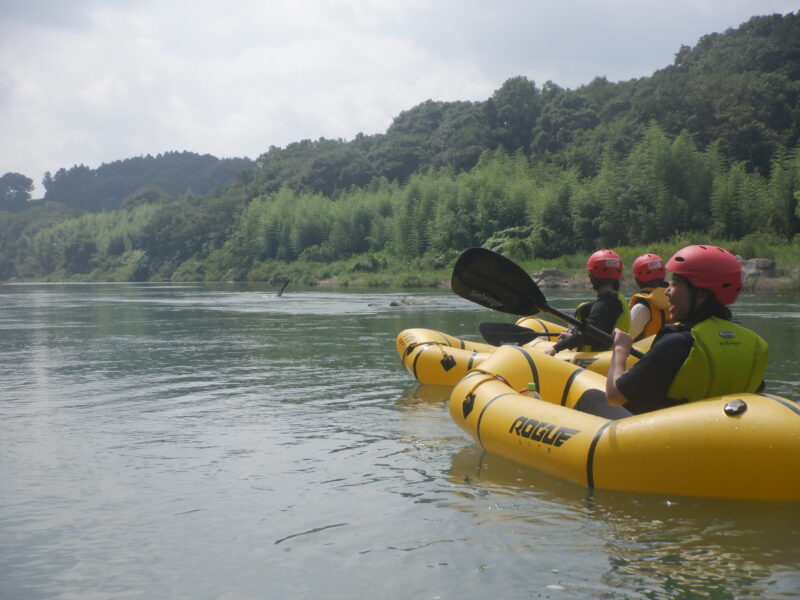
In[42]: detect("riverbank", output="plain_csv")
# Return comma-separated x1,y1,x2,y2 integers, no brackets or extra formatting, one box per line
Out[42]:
8,268,795,292
527,273,799,293
315,270,799,293
314,240,800,291
4,244,799,292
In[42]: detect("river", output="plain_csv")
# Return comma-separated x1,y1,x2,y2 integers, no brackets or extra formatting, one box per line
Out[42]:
1,283,799,599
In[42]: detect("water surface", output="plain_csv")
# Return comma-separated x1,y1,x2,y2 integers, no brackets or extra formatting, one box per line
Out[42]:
1,283,798,599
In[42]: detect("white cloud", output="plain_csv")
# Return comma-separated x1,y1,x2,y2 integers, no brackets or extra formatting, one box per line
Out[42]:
0,0,796,195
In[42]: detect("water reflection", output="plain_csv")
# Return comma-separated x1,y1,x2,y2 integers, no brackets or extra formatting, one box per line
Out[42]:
395,383,453,407
3,283,800,600
446,445,800,599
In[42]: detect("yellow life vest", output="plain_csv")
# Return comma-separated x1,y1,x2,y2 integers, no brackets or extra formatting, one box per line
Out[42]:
667,317,769,402
628,286,670,340
574,292,631,352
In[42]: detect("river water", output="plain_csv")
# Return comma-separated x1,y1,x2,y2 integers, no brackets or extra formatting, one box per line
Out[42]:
1,283,799,599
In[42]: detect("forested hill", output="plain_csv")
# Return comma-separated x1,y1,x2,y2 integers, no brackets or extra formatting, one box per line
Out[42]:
37,152,253,212
1,12,799,284
244,12,800,197
5,12,799,211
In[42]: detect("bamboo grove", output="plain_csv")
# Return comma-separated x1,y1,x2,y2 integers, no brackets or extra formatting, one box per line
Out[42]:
1,12,799,283
3,124,800,284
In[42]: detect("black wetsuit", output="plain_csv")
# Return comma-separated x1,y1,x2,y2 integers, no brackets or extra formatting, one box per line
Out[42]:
616,324,695,414
551,291,623,352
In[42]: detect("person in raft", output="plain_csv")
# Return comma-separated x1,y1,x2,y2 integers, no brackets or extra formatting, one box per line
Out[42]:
628,253,671,341
606,244,768,415
544,249,630,356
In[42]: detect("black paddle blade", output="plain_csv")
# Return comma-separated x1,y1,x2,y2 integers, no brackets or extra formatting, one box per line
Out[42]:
479,322,558,346
452,248,644,358
451,248,546,316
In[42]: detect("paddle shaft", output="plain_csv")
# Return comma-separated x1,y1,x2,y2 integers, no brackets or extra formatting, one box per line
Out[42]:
523,297,644,359
451,248,644,359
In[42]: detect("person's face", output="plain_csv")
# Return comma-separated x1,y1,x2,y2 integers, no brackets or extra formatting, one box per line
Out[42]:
666,276,693,322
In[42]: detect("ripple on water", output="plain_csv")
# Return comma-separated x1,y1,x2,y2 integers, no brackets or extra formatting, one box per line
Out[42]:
2,284,800,599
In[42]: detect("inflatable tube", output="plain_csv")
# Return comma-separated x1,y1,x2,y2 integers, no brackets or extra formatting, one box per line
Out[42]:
514,316,568,335
448,345,800,501
396,328,494,386
512,316,652,375
396,320,651,386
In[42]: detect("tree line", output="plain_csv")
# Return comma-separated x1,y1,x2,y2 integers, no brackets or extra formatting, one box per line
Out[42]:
4,127,799,282
1,12,799,282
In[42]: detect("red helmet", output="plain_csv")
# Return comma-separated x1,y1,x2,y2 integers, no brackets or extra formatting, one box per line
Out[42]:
586,249,623,280
632,253,666,282
666,245,742,305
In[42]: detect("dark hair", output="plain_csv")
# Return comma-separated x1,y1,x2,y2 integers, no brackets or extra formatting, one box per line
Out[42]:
590,277,620,292
637,278,666,289
692,295,732,321
675,275,732,322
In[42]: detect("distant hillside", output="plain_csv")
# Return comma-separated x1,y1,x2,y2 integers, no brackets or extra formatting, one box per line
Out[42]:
38,151,253,212
2,12,799,284
243,12,799,197
5,13,798,210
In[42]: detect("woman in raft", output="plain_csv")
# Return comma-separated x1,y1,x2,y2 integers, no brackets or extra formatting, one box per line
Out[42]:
628,253,671,341
606,244,768,415
544,249,630,356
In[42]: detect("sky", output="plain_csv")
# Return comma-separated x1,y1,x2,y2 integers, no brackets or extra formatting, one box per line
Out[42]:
1,0,797,196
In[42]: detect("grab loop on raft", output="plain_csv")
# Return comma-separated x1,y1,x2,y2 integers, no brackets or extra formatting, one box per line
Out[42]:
724,399,748,416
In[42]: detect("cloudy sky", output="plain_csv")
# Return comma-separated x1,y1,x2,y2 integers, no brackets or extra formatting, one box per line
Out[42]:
1,0,796,195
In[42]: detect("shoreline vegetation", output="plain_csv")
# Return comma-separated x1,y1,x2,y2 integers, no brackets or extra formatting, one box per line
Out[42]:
5,239,798,294
2,15,799,290
317,238,800,293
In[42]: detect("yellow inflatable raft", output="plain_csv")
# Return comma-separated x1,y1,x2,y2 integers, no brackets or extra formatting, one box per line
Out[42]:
396,318,651,386
448,344,800,501
396,328,495,387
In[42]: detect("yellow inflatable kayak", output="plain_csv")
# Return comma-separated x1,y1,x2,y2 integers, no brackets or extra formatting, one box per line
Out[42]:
396,318,651,386
448,344,800,501
396,328,495,387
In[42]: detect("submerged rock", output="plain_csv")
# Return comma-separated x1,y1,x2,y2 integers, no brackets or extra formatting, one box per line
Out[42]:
739,257,777,278
533,268,569,288
389,296,443,307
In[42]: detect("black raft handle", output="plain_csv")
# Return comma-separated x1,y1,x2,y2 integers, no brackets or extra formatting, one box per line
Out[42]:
724,399,748,416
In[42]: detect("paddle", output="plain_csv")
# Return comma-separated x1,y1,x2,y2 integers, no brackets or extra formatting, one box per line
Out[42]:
452,247,645,358
479,322,559,346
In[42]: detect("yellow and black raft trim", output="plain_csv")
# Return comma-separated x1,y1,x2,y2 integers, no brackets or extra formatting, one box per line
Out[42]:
396,328,495,387
396,318,652,386
448,344,800,501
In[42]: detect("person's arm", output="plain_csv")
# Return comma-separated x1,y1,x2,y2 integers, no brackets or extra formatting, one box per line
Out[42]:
543,331,570,356
628,302,651,340
606,328,632,405
549,296,621,354
612,329,694,414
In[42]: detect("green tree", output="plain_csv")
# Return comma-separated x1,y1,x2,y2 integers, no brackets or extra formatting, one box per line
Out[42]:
710,164,749,239
0,172,34,213
532,92,600,157
768,148,800,238
530,180,576,258
489,76,542,154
